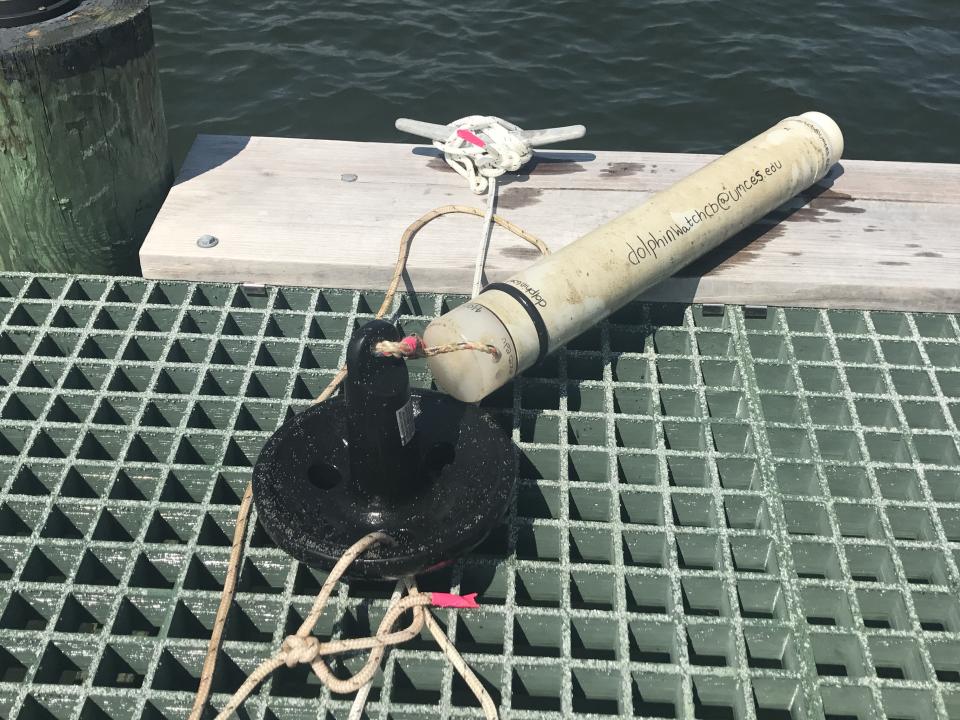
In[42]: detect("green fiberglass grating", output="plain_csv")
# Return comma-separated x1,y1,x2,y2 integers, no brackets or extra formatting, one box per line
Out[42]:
0,273,957,719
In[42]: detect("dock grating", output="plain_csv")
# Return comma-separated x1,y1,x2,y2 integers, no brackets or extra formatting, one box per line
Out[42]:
0,273,956,719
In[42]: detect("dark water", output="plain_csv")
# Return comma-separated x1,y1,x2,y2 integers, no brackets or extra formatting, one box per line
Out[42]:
152,0,960,170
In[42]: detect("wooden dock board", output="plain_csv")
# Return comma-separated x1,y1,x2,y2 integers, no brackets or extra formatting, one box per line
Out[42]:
140,135,960,312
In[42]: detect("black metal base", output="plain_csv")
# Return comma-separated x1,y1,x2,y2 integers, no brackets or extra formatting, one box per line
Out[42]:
253,388,514,580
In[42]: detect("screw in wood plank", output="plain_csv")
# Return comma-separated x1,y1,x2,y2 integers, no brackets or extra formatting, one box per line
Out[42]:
340,173,358,182
196,234,219,249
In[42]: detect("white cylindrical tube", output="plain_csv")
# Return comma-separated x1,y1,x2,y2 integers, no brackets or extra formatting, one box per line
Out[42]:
425,112,843,402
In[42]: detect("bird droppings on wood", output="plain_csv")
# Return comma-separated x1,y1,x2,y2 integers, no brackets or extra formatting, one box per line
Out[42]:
601,161,646,177
499,244,543,261
829,203,867,214
496,187,543,209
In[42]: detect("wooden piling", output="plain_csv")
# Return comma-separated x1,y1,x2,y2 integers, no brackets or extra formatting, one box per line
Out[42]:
0,0,172,273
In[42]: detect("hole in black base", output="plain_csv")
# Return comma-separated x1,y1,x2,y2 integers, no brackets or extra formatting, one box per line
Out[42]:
307,462,342,490
423,441,455,479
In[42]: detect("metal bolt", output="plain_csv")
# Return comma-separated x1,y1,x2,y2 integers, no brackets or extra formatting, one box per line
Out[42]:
340,173,358,182
242,282,267,297
197,234,219,249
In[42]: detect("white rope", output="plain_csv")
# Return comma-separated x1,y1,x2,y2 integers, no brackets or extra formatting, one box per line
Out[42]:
209,533,499,720
434,116,533,295
435,115,533,195
348,579,405,720
471,177,497,297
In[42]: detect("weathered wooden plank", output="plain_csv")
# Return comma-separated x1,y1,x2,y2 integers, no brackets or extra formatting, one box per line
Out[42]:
172,136,960,204
141,135,960,312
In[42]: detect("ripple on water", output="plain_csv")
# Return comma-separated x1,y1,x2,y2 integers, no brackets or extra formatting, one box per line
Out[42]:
152,0,960,168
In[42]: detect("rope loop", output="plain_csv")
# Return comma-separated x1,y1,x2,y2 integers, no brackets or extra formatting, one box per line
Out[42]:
436,115,534,193
209,533,499,720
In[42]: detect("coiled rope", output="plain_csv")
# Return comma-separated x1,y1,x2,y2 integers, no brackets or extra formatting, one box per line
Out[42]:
434,115,534,195
188,202,548,720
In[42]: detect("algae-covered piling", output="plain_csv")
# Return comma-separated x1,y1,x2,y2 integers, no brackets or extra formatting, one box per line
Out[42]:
0,0,172,273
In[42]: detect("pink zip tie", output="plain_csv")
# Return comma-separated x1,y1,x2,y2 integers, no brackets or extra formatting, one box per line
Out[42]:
456,129,486,148
431,592,479,609
374,335,420,357
398,335,420,355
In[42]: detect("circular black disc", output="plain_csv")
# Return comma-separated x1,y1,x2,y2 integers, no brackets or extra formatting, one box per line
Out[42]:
253,389,514,579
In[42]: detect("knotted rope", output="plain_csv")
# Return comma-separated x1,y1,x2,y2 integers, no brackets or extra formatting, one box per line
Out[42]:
211,533,498,720
435,115,534,195
435,117,540,292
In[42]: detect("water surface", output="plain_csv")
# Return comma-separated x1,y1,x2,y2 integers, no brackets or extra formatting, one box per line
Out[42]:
152,0,960,168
